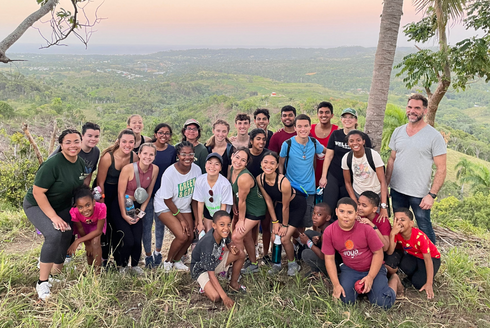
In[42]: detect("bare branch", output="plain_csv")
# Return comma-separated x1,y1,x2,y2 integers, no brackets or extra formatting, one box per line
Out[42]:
22,123,43,165
0,0,59,63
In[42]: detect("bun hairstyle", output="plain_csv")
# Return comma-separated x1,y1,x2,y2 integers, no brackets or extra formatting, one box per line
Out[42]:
101,129,135,158
58,129,82,144
73,185,94,202
233,146,252,166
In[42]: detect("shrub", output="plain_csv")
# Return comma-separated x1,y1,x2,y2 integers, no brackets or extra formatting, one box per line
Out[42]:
433,194,490,231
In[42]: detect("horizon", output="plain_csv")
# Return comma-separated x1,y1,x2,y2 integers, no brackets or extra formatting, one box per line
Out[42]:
2,0,479,56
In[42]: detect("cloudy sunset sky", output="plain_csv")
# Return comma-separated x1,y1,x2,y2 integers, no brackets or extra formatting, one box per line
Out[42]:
1,0,476,53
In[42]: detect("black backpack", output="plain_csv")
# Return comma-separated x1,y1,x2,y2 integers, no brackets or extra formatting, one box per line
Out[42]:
283,136,319,172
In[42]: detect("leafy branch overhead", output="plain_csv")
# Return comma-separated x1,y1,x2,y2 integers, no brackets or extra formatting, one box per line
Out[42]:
0,0,103,64
396,0,490,126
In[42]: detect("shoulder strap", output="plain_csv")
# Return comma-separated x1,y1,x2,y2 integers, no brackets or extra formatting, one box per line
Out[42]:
347,150,354,183
284,138,292,171
226,143,233,159
365,147,377,172
278,175,286,193
309,137,317,153
133,162,141,188
130,152,134,163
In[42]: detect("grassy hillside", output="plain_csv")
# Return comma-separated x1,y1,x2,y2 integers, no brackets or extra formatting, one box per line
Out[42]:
446,148,490,182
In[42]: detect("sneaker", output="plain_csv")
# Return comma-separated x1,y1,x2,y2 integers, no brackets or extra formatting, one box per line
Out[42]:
241,263,259,274
36,281,51,301
261,255,273,266
131,266,144,276
153,251,163,266
287,262,301,276
198,287,205,294
119,266,130,275
173,261,189,271
294,244,305,262
145,256,154,269
267,264,282,275
163,261,173,272
48,276,63,285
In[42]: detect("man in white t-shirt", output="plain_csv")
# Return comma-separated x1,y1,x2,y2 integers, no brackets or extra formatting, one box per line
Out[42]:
386,94,447,244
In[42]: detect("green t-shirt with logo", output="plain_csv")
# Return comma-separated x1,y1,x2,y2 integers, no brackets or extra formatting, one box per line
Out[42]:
25,153,87,212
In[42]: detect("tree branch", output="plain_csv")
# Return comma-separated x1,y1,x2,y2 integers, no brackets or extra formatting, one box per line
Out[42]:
22,123,43,165
0,0,59,63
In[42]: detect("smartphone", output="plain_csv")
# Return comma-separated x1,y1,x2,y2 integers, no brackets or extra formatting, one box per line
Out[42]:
53,222,72,231
135,209,146,219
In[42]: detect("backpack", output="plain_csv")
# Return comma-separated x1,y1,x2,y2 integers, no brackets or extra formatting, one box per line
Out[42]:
206,143,233,159
345,147,380,183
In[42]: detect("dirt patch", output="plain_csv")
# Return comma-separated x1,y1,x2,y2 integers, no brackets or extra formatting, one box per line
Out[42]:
1,230,43,255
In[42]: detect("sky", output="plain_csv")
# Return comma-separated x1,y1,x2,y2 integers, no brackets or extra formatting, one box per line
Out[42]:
1,0,479,54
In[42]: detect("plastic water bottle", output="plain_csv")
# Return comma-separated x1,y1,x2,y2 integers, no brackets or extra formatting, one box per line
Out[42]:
93,186,103,201
272,235,282,265
315,186,324,204
125,195,135,219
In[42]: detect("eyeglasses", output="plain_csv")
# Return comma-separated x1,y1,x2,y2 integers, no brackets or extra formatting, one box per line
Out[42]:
180,153,195,157
185,127,198,132
157,131,171,136
209,189,214,203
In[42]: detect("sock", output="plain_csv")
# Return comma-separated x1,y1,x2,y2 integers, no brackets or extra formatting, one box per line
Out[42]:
251,262,258,266
38,279,48,285
154,250,161,255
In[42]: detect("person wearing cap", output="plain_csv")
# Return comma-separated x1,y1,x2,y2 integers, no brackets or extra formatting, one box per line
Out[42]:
319,108,372,219
193,153,234,233
179,119,208,174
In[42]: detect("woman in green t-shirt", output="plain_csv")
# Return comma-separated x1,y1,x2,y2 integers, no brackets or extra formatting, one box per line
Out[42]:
230,147,267,274
23,129,86,301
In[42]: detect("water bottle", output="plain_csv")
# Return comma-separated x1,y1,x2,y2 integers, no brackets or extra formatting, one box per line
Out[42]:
125,195,136,219
93,186,103,201
272,235,282,265
315,186,324,204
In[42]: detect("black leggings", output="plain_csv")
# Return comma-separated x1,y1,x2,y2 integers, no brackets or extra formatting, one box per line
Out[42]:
101,183,118,263
400,253,441,289
111,200,143,267
322,172,348,220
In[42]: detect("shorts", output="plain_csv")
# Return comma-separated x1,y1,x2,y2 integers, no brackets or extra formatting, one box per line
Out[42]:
384,249,403,269
203,207,212,220
247,213,266,221
196,251,230,289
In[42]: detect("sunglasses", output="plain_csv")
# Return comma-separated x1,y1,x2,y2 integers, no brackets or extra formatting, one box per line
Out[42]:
209,189,214,203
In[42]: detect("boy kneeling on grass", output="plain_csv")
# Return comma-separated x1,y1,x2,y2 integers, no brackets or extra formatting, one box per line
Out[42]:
387,208,441,300
322,197,402,309
191,210,246,309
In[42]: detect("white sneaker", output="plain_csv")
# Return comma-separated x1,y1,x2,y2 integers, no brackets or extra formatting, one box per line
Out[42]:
173,261,189,271
131,266,144,276
48,276,63,286
36,281,51,301
119,266,130,275
163,261,173,272
287,262,301,276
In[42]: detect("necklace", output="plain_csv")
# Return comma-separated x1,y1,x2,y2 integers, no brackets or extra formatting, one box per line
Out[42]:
302,143,308,160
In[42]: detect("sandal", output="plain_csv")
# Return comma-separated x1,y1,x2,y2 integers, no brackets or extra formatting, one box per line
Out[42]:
228,284,247,295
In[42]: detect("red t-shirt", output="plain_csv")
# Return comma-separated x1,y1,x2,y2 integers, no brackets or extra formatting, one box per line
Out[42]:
268,128,297,154
310,123,338,185
394,228,441,260
364,213,391,236
322,220,384,272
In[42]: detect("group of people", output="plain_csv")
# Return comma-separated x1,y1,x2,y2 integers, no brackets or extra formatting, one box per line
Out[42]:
24,94,446,311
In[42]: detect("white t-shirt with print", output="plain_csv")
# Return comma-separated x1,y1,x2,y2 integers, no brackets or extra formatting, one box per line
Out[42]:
341,149,384,195
154,163,202,213
193,174,233,217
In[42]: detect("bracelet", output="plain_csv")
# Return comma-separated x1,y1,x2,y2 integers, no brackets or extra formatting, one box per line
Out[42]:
307,240,313,249
282,224,289,228
272,220,279,224
172,209,180,217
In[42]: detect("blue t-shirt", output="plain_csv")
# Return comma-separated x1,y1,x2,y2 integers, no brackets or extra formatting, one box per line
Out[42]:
152,145,176,197
280,137,323,195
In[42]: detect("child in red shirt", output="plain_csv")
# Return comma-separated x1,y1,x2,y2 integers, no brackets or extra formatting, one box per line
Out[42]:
387,208,441,299
322,197,402,308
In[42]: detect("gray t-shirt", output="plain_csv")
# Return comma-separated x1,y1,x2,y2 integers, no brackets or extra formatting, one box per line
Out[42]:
389,124,446,198
49,145,100,176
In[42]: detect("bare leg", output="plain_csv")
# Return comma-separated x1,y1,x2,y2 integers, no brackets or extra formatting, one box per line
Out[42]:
39,262,54,281
261,213,272,257
91,236,102,266
280,226,297,262
388,273,404,298
227,250,246,290
158,212,190,262
232,219,260,263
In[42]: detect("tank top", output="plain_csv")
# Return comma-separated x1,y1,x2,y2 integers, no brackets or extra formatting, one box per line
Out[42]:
105,152,134,185
260,173,287,203
231,167,266,217
133,135,148,154
125,162,154,196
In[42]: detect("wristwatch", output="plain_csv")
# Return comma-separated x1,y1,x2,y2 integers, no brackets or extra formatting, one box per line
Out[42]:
428,192,437,199
373,226,378,230
380,203,387,209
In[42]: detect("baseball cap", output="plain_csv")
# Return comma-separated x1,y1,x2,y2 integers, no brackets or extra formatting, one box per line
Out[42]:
341,108,358,118
206,152,223,165
183,118,201,129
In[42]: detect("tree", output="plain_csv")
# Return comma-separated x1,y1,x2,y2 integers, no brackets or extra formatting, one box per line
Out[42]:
381,104,408,151
0,0,101,64
396,0,490,126
455,157,474,194
460,164,490,196
364,0,404,151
